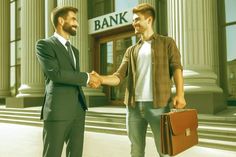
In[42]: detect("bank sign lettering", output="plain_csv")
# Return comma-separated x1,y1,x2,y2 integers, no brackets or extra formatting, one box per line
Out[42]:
88,9,132,34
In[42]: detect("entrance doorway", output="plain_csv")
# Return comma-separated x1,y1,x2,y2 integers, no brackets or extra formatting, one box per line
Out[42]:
96,31,138,105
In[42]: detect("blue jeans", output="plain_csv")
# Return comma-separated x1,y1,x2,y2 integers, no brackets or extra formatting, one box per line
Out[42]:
126,102,170,157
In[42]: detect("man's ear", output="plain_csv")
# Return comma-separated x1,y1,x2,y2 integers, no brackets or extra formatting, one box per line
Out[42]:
58,17,64,26
147,16,153,25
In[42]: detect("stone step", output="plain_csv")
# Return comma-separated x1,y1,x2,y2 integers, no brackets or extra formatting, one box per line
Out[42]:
87,112,125,118
87,111,125,117
86,116,126,123
0,111,40,117
0,107,40,113
1,107,235,122
198,138,236,151
1,117,234,142
198,115,236,124
2,121,233,143
0,118,42,127
198,121,236,128
1,112,235,134
198,126,236,136
1,110,236,136
1,107,235,123
84,125,236,151
1,106,236,151
0,114,41,122
198,133,236,142
0,111,236,133
85,120,126,129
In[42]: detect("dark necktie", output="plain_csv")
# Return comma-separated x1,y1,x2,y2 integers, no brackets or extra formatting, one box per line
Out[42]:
65,41,75,68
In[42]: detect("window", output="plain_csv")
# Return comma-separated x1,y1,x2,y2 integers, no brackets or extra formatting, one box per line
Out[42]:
10,0,21,96
224,0,236,104
114,0,138,11
88,0,138,19
225,0,236,22
88,0,114,19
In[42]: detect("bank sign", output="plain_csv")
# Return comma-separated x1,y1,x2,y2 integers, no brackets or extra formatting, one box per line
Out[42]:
88,9,133,34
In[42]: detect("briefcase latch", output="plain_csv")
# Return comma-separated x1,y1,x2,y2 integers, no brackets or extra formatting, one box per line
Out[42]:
185,128,191,136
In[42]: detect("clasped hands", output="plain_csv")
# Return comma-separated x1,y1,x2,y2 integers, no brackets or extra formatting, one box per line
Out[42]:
88,71,102,88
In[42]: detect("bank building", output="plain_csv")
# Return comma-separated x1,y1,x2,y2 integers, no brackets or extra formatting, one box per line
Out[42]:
0,0,236,154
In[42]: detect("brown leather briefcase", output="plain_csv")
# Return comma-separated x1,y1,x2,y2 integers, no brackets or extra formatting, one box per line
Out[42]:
161,109,198,156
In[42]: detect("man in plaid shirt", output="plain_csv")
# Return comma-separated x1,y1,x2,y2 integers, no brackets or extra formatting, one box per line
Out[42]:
91,3,186,157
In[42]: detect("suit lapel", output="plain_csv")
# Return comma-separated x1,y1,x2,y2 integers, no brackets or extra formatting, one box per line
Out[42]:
51,36,76,70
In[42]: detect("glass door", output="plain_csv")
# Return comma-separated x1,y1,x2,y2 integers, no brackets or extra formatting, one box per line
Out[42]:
98,32,137,105
224,0,236,105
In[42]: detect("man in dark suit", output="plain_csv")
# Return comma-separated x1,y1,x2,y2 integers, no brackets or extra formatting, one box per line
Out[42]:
36,6,100,157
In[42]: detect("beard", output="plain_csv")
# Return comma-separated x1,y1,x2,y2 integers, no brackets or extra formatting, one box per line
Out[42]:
63,23,77,36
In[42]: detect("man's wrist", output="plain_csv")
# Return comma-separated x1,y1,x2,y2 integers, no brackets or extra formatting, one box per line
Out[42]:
176,92,184,97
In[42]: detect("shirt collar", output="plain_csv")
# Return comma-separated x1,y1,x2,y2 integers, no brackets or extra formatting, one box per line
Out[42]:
137,33,158,44
53,32,71,46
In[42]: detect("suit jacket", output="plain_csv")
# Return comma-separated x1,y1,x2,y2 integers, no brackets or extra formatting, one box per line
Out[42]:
36,36,88,120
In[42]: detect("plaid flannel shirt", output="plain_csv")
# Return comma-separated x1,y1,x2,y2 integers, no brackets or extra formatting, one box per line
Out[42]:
113,33,183,108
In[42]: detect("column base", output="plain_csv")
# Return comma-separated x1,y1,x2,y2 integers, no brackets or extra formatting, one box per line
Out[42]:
181,70,227,114
184,92,227,114
0,91,11,97
6,97,44,108
17,84,44,98
83,87,108,107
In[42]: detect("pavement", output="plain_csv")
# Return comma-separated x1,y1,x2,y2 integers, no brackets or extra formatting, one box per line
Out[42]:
0,123,236,157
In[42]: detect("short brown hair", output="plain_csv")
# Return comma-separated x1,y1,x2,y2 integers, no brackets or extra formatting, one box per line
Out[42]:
133,3,155,24
51,6,78,28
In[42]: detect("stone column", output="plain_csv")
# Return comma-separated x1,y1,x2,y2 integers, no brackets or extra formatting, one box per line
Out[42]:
7,0,45,108
167,0,226,113
45,0,57,38
139,0,157,31
0,0,10,103
57,0,106,107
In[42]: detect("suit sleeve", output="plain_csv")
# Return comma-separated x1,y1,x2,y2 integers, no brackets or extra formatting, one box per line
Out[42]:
36,39,88,86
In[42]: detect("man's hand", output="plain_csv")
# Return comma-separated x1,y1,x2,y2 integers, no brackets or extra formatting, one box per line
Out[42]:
88,71,102,88
173,95,186,109
172,69,186,109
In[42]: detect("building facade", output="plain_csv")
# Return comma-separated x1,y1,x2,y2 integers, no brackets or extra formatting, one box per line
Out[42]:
0,0,235,114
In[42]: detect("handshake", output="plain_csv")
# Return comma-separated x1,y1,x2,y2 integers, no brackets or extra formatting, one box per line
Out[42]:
88,71,103,88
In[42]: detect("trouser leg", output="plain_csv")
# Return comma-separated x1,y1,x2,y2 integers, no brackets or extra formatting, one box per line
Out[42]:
43,120,71,157
127,104,148,157
66,105,86,157
146,104,170,157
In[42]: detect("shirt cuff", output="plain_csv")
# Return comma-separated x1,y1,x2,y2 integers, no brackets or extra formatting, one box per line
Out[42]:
86,73,90,85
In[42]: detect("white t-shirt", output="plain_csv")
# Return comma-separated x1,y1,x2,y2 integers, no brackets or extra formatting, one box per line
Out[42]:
135,41,153,102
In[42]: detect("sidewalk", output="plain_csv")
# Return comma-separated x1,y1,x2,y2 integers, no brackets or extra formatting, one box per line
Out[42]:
0,123,236,157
